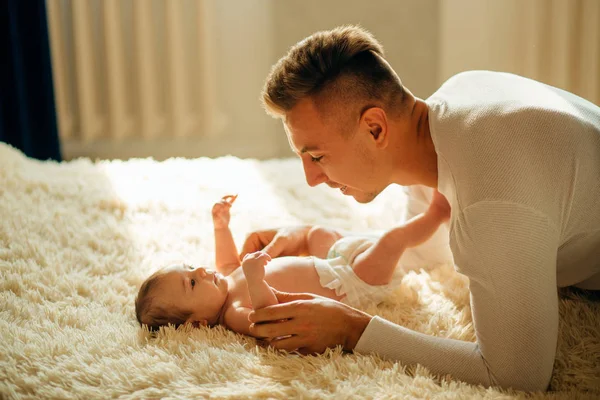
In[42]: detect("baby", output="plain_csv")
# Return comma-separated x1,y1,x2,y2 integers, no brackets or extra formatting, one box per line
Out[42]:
135,192,450,335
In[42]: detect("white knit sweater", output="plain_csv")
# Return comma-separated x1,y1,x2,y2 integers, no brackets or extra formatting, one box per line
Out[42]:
354,71,600,391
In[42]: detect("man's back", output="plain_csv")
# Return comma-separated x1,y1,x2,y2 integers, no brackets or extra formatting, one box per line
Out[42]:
427,70,600,287
399,70,600,389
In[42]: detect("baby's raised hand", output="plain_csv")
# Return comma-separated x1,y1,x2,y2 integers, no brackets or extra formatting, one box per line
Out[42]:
212,194,237,229
242,251,271,284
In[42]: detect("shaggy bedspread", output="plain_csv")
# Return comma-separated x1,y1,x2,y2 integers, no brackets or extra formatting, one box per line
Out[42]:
1,143,598,399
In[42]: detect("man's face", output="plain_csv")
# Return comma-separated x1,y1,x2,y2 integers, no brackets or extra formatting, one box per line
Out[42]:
283,97,387,203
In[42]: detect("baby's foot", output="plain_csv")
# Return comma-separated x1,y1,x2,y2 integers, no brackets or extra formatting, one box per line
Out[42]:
428,190,451,221
212,194,237,229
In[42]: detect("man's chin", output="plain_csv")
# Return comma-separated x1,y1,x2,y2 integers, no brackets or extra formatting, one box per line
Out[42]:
351,191,378,204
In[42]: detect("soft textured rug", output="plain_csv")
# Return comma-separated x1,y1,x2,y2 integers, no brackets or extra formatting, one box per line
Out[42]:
1,143,598,399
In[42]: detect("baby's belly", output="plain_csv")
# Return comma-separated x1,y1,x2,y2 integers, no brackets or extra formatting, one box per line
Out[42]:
264,257,343,300
227,256,344,309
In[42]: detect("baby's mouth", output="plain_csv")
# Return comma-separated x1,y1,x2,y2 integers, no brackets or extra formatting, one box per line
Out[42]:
340,186,347,193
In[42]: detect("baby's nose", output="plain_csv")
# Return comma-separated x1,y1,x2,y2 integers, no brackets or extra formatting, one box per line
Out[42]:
197,268,213,279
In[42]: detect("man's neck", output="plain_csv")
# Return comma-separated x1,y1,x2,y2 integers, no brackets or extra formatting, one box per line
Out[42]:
411,98,438,188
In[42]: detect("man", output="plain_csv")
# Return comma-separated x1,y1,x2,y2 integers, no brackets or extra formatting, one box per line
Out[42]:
241,26,600,391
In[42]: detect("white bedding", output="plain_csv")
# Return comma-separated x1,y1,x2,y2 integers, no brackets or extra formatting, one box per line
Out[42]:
0,143,598,399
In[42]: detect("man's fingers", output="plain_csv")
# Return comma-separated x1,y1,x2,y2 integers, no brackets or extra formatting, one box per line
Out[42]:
240,230,277,259
262,236,285,258
268,335,307,352
248,293,317,325
239,233,262,259
248,318,296,338
271,288,316,303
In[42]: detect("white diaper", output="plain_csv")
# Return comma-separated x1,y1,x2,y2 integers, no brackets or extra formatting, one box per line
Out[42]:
312,236,404,309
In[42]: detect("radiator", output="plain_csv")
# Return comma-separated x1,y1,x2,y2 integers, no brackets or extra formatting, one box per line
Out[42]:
46,0,222,151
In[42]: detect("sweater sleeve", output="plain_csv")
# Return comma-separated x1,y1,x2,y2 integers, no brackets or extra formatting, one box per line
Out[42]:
355,201,560,391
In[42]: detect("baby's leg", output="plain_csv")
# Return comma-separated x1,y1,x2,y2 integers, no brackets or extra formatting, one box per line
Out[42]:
574,272,600,291
265,255,344,301
402,185,453,270
351,240,402,286
306,226,343,259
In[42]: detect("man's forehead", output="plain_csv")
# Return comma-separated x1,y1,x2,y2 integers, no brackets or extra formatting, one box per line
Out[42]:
284,99,334,153
283,123,325,155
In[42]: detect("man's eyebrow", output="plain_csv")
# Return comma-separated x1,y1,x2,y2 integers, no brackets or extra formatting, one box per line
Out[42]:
300,146,320,154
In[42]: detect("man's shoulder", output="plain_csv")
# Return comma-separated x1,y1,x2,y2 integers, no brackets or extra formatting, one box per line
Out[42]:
431,70,518,96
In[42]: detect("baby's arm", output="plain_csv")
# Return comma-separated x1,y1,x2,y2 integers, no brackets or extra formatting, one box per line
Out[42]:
212,195,242,276
242,251,278,309
353,190,450,285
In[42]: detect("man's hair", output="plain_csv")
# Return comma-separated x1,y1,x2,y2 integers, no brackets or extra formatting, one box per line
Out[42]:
135,269,193,332
261,25,406,123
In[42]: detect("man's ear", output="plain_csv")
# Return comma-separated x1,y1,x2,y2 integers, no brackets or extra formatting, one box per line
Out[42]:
360,107,388,148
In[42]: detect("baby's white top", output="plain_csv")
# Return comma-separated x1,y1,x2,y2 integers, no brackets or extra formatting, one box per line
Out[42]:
355,71,600,391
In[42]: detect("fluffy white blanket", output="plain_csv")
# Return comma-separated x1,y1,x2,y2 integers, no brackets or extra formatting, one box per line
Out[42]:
1,143,598,399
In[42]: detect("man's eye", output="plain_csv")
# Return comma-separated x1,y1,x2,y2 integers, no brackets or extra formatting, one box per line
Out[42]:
190,279,195,288
310,155,323,163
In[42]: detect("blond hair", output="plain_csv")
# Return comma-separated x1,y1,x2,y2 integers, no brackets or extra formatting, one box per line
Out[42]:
135,269,193,332
262,25,406,122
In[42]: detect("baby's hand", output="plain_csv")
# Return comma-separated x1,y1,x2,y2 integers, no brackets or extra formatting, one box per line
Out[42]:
212,194,237,229
242,251,271,284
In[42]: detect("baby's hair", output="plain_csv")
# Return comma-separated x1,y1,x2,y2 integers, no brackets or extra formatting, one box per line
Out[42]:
135,266,193,332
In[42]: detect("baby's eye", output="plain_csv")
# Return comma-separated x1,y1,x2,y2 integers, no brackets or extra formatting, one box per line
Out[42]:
310,155,323,163
190,279,196,288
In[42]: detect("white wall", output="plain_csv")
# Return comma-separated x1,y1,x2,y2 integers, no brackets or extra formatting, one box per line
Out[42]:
439,0,600,105
270,0,440,158
53,0,598,161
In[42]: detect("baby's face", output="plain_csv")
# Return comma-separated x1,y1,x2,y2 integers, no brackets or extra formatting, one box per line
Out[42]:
157,264,229,325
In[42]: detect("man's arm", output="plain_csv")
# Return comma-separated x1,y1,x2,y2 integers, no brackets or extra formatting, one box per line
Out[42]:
250,202,560,391
354,202,559,391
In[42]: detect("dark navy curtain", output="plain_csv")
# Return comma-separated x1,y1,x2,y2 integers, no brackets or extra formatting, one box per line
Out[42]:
0,0,62,161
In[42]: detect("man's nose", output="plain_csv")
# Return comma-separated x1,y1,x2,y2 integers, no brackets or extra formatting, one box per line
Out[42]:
302,159,327,187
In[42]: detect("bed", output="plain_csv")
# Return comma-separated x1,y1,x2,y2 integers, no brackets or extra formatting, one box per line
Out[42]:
1,143,598,399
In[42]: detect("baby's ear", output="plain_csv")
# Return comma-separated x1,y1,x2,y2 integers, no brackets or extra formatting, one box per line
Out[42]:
186,317,208,328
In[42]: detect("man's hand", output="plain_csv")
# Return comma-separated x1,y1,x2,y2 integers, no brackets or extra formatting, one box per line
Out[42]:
242,251,271,285
240,226,312,259
248,289,372,354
